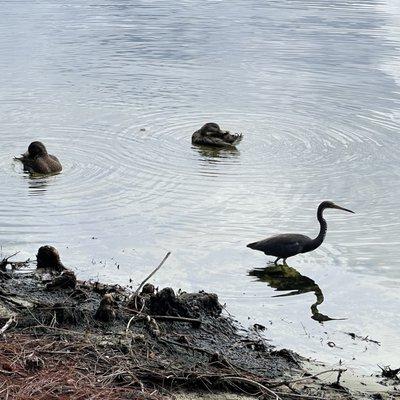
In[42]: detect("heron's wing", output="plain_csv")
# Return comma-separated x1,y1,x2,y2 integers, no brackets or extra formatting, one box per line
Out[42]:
249,234,311,255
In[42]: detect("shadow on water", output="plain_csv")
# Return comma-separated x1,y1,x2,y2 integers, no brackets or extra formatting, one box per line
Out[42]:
249,264,344,323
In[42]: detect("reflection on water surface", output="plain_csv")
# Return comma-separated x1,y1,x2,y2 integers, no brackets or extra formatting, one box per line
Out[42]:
249,264,341,323
194,145,241,163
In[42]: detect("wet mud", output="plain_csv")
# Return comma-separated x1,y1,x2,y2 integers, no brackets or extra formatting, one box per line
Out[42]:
0,249,397,399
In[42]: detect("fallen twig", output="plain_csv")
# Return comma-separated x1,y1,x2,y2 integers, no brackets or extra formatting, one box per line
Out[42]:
128,251,171,314
131,252,171,299
221,375,283,400
158,337,215,356
274,392,328,400
127,314,201,325
0,252,19,271
0,316,16,335
335,368,346,386
378,365,400,379
269,368,346,388
1,251,20,262
345,331,381,346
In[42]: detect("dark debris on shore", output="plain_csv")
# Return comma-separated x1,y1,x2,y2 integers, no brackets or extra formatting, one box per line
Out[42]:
0,247,388,400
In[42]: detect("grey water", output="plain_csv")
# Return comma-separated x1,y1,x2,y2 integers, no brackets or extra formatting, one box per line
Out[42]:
1,0,399,377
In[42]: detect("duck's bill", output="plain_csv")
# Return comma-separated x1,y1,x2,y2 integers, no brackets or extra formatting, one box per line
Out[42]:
333,204,355,213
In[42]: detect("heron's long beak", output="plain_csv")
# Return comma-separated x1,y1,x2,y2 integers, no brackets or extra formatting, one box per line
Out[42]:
333,204,354,213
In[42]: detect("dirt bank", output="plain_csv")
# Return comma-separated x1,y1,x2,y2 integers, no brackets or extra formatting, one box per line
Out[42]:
0,249,397,399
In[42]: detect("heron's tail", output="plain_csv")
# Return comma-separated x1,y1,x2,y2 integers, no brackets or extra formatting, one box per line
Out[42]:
247,241,259,250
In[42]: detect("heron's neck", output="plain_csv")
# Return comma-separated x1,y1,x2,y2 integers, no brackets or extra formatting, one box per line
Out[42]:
309,206,327,251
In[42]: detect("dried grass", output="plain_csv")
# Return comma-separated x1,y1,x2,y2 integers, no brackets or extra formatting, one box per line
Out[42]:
0,333,163,400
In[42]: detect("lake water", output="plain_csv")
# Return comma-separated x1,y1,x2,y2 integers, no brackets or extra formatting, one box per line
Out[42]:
1,0,399,383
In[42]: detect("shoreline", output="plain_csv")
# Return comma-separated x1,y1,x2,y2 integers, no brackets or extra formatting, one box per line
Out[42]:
0,249,398,399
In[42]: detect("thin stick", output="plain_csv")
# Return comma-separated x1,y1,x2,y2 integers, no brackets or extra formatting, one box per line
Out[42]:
130,251,171,299
0,316,16,335
158,337,215,356
127,314,201,324
150,315,201,325
269,368,345,388
221,376,283,400
274,392,328,400
126,315,139,335
335,368,346,386
0,251,21,271
2,251,20,262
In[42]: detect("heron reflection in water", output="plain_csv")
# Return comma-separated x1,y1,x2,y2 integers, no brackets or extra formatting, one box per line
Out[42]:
249,265,343,322
247,201,354,265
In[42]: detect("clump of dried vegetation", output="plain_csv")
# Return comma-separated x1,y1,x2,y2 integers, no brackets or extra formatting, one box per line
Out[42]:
0,249,381,399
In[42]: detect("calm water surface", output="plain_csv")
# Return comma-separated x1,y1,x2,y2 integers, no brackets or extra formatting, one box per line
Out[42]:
1,0,399,379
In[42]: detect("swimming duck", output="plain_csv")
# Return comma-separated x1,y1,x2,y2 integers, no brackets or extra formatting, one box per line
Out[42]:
192,123,242,147
15,141,62,174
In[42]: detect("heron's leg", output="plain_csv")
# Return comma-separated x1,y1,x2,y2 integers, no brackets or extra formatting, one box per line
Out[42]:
274,257,280,265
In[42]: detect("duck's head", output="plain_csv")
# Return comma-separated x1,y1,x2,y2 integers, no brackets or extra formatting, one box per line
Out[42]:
27,141,48,158
200,122,222,135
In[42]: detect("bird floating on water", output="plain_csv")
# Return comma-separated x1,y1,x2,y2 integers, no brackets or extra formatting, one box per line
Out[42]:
192,122,242,147
15,141,62,174
247,201,354,265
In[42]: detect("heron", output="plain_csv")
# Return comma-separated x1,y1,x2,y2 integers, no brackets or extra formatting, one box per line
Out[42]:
247,201,354,265
192,122,242,147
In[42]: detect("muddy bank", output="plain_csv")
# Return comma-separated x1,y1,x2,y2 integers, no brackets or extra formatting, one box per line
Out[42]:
0,249,397,399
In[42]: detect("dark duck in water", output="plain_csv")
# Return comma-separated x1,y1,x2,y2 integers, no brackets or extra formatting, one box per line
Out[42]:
192,123,242,147
247,201,354,265
15,141,62,174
